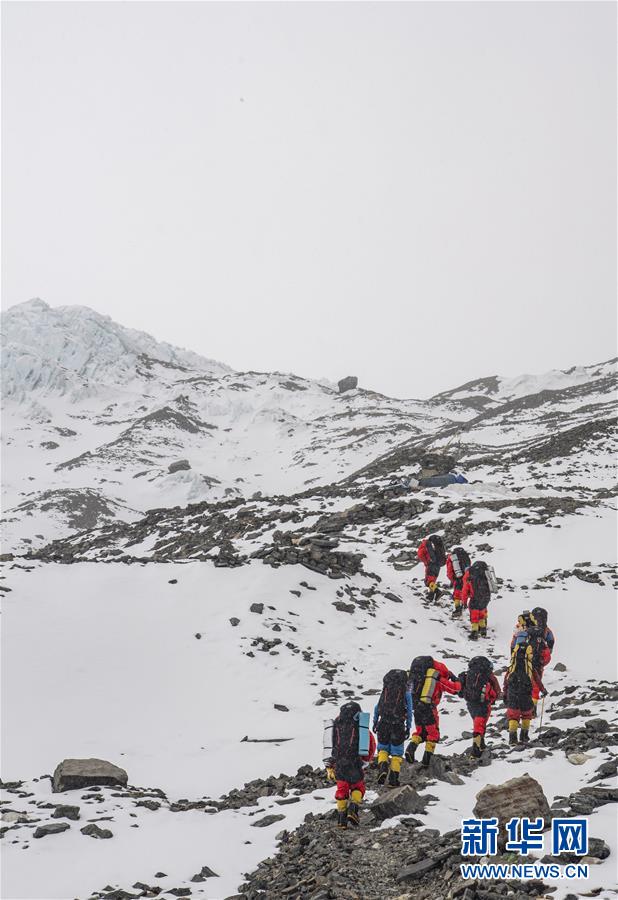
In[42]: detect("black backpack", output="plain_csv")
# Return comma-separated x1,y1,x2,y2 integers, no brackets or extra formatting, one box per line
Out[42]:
463,656,493,704
528,625,548,669
409,655,434,704
450,546,471,579
377,669,408,723
469,561,491,603
333,701,361,760
508,633,534,682
428,535,446,567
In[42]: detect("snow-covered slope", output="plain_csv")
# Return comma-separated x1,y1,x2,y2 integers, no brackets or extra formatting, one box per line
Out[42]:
1,299,476,550
1,300,616,900
3,300,616,556
433,359,617,405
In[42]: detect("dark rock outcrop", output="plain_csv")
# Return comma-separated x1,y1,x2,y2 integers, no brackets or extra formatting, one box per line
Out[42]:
338,376,358,393
52,758,128,793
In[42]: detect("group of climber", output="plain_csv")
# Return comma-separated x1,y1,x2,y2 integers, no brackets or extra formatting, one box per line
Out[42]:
324,611,557,829
324,654,494,828
418,534,497,640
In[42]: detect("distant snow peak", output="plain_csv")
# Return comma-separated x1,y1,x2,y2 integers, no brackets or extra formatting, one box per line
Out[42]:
1,298,233,401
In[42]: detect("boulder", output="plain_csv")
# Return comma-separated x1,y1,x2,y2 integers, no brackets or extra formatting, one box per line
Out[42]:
473,775,551,847
168,459,191,474
396,858,440,882
337,376,358,394
567,752,592,765
190,866,219,882
585,718,610,733
52,758,128,793
52,804,80,820
370,785,435,822
33,822,70,838
250,603,264,615
81,823,113,839
587,837,611,860
250,814,285,828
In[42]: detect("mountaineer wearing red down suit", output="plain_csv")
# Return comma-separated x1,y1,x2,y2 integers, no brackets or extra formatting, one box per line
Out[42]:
446,546,471,616
417,535,447,599
325,701,376,829
405,656,461,767
462,560,492,639
458,656,502,757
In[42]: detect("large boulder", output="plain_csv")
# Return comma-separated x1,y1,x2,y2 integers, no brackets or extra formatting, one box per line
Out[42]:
52,758,128,793
370,785,436,822
474,775,551,847
168,459,191,474
337,376,358,394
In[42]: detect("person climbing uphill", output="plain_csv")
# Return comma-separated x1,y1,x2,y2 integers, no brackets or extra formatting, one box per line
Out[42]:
503,630,546,746
325,701,376,828
458,656,502,757
510,609,553,717
462,560,496,639
417,534,447,600
531,607,555,653
373,669,413,787
446,545,471,616
405,656,460,767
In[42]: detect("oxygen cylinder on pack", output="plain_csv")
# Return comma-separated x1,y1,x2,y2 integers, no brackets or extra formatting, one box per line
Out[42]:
451,553,463,579
486,565,498,593
322,719,334,763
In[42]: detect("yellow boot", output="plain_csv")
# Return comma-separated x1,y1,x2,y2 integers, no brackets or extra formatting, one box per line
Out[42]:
336,797,348,828
421,741,436,767
377,749,389,785
388,755,402,787
347,789,362,827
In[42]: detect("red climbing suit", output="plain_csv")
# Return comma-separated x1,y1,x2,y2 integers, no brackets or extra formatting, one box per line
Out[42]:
418,539,440,588
412,660,461,743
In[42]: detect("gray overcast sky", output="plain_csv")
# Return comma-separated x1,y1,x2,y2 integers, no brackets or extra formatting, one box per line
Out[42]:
2,1,616,397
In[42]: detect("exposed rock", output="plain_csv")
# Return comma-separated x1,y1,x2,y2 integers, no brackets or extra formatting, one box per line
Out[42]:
474,775,551,847
567,786,618,815
250,603,264,614
53,758,128,793
587,837,611,860
81,823,113,838
585,718,610,733
396,858,441,882
33,822,70,838
190,865,219,882
51,804,80,820
338,376,358,393
370,785,435,822
567,752,593,765
250,813,285,828
168,459,191,474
